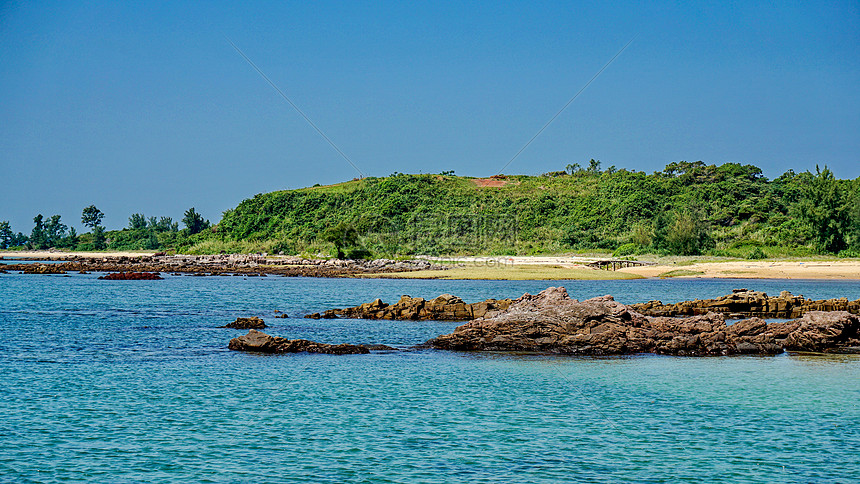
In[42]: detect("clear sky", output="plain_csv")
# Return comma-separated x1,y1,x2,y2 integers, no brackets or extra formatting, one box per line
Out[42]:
1,0,858,232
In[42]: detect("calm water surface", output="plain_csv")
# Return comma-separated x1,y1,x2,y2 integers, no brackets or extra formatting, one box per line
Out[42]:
1,273,859,482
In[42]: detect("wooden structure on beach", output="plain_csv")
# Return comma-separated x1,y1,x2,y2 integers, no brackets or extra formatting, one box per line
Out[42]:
587,259,657,271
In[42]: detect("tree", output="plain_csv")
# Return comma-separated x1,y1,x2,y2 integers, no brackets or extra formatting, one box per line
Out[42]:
129,213,147,230
798,165,849,253
81,205,104,229
182,208,209,235
145,231,160,250
158,217,178,232
844,178,860,249
322,221,359,259
92,225,107,250
652,208,713,255
44,215,67,246
30,214,48,250
0,221,13,249
66,227,79,248
13,233,27,247
565,163,581,175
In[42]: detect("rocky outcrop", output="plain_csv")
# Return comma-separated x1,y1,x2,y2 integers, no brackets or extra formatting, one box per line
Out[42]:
22,264,66,274
220,317,267,329
98,272,162,280
630,288,860,319
228,330,383,354
423,287,860,356
1,255,445,278
305,294,513,321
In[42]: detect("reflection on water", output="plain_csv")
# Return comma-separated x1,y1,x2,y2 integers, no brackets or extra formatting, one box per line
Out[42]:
786,351,860,364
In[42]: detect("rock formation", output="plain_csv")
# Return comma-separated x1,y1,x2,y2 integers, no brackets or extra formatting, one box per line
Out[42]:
228,330,391,354
220,317,267,329
21,264,66,274
423,287,860,356
305,294,512,321
1,255,446,278
630,288,860,319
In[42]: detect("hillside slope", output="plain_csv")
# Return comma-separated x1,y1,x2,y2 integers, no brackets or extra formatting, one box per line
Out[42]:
215,162,859,257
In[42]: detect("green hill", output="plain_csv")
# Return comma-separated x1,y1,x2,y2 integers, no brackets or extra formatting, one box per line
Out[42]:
209,161,859,258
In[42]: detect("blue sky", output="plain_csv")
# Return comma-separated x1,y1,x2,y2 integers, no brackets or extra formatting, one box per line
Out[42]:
1,1,858,232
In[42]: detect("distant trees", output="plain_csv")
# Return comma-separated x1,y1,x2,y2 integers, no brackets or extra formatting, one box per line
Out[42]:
130,213,179,233
67,227,78,248
182,208,209,235
0,221,14,249
798,165,850,254
129,213,147,230
322,221,359,259
81,205,104,229
652,208,714,256
44,215,67,246
0,221,27,249
154,216,179,233
82,205,106,250
91,226,106,250
565,159,605,175
30,215,47,249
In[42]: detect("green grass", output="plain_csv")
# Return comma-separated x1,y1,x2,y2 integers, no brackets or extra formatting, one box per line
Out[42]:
657,269,706,278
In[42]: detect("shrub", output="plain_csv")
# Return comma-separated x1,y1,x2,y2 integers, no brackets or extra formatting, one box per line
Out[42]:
613,243,638,258
746,247,767,260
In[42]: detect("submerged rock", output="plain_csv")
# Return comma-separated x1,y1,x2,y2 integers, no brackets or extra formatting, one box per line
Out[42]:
305,294,513,321
220,317,267,329
228,330,371,355
98,272,162,280
423,287,860,356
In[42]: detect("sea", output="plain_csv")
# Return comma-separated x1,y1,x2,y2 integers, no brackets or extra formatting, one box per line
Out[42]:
1,271,859,483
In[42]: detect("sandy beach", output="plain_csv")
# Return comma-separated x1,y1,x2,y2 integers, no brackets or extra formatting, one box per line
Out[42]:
617,259,860,279
3,251,860,279
418,255,860,280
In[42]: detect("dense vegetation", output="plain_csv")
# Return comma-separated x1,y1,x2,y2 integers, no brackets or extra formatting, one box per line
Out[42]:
0,207,209,252
214,161,859,258
2,162,858,258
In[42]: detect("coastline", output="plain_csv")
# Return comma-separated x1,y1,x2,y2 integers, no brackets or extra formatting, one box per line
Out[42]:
372,255,860,280
617,259,860,280
3,251,860,280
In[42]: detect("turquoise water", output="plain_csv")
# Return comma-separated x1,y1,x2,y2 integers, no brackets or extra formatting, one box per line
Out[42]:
1,273,859,482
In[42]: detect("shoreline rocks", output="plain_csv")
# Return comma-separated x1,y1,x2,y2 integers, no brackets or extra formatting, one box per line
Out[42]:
306,294,513,321
21,264,67,275
630,288,860,319
423,287,860,356
227,330,394,354
1,254,446,278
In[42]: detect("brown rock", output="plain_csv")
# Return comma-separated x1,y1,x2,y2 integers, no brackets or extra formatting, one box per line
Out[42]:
305,294,513,321
228,330,371,355
782,311,860,353
630,289,860,319
423,287,857,356
220,317,267,329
